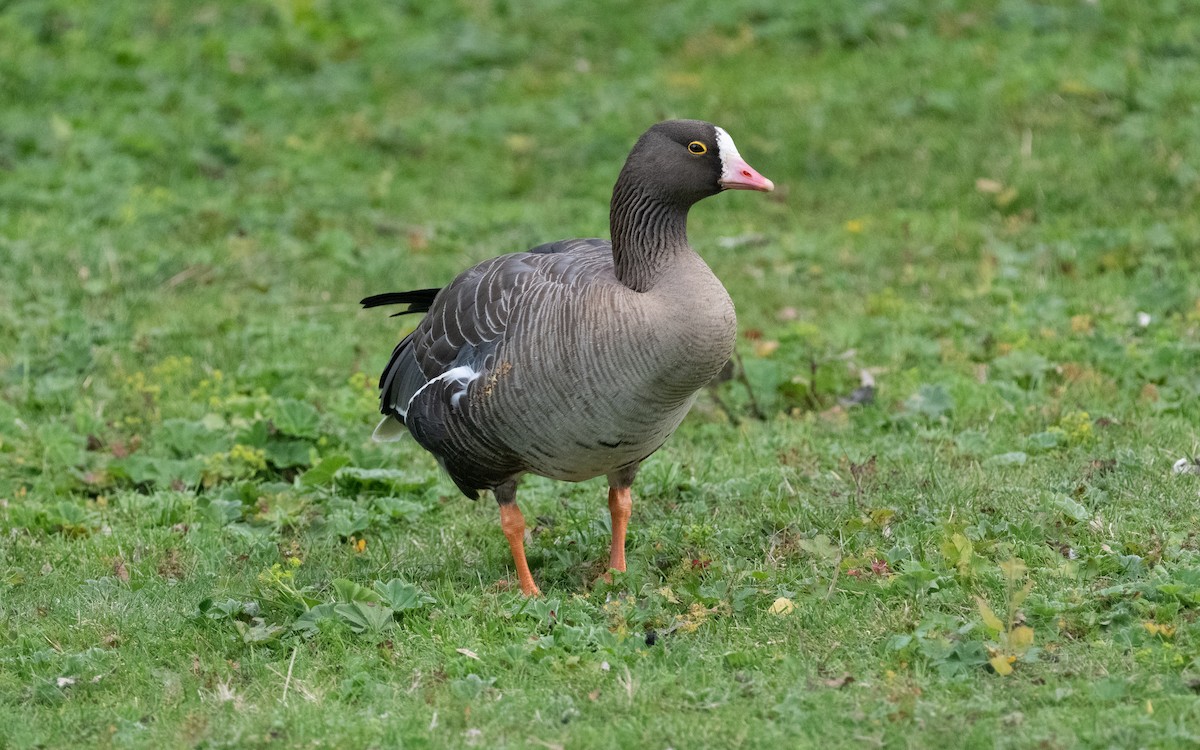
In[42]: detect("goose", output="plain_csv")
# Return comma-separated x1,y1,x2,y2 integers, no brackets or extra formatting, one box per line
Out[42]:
362,120,773,596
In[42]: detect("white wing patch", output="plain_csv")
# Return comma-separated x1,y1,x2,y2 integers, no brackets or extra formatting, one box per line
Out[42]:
405,365,481,416
372,415,407,442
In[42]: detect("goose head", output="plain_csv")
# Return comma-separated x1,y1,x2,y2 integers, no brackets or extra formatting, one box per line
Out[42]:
617,120,775,207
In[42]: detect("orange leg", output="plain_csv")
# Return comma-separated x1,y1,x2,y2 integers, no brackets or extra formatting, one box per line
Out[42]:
607,486,632,573
498,503,540,596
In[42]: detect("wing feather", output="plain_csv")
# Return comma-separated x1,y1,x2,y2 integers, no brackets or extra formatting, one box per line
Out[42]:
364,239,614,432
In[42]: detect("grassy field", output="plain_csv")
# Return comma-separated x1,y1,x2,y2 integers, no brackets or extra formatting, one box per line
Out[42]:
3,0,1200,746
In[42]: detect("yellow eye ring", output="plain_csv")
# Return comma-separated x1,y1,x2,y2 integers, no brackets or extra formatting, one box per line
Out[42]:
687,141,707,155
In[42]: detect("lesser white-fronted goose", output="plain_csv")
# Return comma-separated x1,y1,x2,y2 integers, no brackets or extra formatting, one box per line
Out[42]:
362,120,773,595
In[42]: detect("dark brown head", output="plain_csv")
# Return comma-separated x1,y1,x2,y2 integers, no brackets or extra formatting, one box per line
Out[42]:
616,120,774,207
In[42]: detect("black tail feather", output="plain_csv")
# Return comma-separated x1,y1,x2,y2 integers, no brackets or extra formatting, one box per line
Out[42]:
360,288,442,317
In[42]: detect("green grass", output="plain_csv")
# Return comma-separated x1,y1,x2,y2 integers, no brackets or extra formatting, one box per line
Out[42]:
3,0,1200,746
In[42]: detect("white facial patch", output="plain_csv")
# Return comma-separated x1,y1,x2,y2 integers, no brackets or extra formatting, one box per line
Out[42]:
714,126,744,181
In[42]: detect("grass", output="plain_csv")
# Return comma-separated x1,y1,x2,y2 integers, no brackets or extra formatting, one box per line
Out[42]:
3,0,1200,746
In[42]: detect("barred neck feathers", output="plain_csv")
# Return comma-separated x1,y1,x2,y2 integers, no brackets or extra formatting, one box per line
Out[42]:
609,178,691,292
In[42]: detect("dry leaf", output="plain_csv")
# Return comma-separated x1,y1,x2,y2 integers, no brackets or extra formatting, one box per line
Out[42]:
822,673,854,689
768,597,795,616
456,648,481,661
998,558,1027,582
976,597,1004,633
975,178,1004,193
113,558,129,583
1011,579,1034,608
753,340,780,358
1009,625,1035,650
1143,621,1175,638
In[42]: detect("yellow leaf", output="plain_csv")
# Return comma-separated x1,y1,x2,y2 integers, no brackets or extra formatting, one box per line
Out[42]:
976,597,1004,633
1143,621,1175,638
1009,625,1035,651
1011,579,1034,608
989,655,1013,676
753,340,780,358
768,597,796,616
998,558,1027,583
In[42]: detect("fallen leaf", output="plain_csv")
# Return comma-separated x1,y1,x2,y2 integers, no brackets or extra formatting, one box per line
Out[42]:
975,178,1004,193
753,339,780,358
456,648,481,661
768,597,795,616
1144,621,1175,638
976,597,1004,633
113,558,130,582
1009,625,1035,650
56,676,77,688
823,673,854,689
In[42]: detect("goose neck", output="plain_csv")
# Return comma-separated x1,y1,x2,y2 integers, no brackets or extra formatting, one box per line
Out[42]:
609,181,691,292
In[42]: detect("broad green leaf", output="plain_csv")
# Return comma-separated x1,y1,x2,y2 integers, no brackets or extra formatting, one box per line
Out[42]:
292,603,338,635
109,456,205,487
797,534,839,561
986,451,1028,467
904,384,954,420
157,419,230,457
373,579,435,612
335,467,436,494
1052,494,1090,523
38,422,86,468
264,438,312,468
334,601,394,635
976,597,1004,633
235,618,284,644
332,578,381,604
450,673,495,700
327,509,369,538
300,455,351,486
373,496,427,521
271,399,321,438
1026,430,1065,452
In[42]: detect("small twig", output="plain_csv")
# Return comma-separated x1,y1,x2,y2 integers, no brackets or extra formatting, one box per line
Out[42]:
806,355,821,410
824,553,843,601
281,646,298,704
733,351,766,420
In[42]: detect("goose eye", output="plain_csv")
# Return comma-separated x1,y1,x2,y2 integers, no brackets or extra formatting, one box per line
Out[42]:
687,141,707,155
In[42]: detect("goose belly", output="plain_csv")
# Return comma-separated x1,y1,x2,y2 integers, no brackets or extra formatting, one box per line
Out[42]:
524,394,698,482
467,353,704,483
